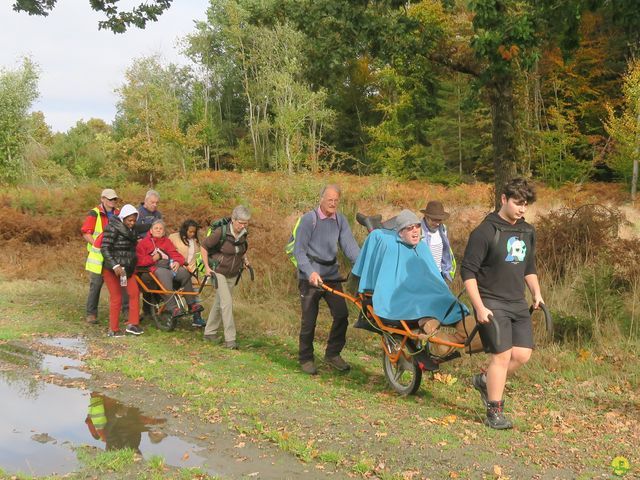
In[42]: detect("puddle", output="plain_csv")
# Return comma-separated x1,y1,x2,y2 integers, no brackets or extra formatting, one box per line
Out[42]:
0,340,344,479
41,353,90,379
38,337,88,355
0,376,212,477
0,343,42,369
0,341,89,379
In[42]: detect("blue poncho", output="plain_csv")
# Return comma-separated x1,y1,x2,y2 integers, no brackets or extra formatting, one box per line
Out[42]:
352,229,468,324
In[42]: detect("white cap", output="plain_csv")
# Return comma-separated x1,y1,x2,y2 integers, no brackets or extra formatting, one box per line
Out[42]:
118,204,138,221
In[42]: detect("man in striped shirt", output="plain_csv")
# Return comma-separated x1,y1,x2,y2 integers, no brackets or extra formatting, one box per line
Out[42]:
420,200,456,283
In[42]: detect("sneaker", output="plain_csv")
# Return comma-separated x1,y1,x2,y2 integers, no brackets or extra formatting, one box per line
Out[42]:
171,307,183,319
86,314,98,325
191,312,206,328
204,334,222,344
472,373,489,406
125,324,144,335
300,360,318,375
192,317,206,328
224,341,238,350
324,355,350,372
108,330,125,337
190,303,204,314
485,400,513,430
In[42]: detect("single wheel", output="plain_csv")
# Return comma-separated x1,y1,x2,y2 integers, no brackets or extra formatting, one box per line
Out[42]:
382,335,422,396
150,303,177,332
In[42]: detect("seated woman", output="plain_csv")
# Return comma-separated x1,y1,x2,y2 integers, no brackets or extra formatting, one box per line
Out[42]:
352,209,480,356
136,219,203,319
169,219,205,327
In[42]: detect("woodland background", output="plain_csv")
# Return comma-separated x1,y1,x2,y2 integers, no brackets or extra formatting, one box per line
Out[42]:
2,0,640,197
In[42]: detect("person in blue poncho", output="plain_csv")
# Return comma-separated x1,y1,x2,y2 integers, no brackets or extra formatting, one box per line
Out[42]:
352,209,471,340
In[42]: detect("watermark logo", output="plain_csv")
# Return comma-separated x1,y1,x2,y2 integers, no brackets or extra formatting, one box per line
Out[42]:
611,456,630,476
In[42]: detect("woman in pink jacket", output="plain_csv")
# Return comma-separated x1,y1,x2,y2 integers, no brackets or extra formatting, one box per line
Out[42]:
136,220,203,319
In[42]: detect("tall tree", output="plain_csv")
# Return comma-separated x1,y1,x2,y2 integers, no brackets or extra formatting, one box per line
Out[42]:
0,57,39,183
604,59,640,199
113,56,196,182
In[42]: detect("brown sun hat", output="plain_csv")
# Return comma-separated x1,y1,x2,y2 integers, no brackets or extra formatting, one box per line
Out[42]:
420,201,450,221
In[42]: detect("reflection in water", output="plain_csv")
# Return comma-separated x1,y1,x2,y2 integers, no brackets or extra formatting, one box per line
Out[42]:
0,364,213,476
84,393,165,452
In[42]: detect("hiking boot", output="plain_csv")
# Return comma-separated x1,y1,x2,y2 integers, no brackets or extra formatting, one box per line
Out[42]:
108,330,125,338
204,334,222,344
224,341,238,350
472,373,489,406
324,355,351,372
190,303,204,314
300,360,318,375
86,314,98,325
485,400,513,430
125,324,144,335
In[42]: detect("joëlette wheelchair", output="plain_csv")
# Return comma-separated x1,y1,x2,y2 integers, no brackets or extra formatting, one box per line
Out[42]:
319,213,553,396
134,264,255,332
133,267,211,332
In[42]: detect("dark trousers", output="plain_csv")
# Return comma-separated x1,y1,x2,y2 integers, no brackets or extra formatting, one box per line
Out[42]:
298,280,349,363
86,272,103,316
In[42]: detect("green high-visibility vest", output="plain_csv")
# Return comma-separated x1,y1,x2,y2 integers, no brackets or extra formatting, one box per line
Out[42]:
85,207,104,274
87,396,107,430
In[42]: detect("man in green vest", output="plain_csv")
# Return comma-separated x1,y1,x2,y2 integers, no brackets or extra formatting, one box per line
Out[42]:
81,189,120,324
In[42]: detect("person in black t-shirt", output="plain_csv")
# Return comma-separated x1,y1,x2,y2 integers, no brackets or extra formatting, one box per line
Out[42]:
460,178,544,430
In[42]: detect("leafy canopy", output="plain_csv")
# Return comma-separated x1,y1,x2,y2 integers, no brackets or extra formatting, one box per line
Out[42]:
12,0,174,33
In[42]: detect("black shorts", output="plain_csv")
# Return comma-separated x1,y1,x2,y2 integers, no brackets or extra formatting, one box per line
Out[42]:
478,299,533,354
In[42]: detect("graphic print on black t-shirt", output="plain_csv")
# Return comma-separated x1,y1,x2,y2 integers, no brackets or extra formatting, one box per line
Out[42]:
505,236,527,263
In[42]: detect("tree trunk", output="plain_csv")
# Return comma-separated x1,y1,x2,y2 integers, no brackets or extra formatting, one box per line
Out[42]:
488,74,518,209
632,109,640,201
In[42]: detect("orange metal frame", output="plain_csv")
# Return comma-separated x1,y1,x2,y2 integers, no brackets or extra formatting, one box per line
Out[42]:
320,283,466,365
133,271,202,297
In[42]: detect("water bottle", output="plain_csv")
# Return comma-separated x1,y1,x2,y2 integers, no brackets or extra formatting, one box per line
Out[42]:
169,259,176,277
120,273,127,287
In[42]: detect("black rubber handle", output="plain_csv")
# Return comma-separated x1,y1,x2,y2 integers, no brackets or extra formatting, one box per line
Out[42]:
529,303,554,337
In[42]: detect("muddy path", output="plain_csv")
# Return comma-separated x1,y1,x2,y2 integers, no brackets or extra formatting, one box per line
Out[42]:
0,336,348,479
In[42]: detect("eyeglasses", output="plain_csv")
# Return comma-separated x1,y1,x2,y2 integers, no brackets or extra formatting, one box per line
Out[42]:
235,220,249,226
403,224,421,232
105,197,118,201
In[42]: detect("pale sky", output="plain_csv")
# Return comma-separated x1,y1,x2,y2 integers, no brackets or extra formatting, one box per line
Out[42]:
0,1,210,133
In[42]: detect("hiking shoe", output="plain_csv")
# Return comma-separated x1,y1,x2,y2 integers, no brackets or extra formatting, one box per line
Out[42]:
190,303,204,314
125,324,144,335
86,314,98,325
204,334,222,344
472,373,489,406
108,330,125,338
171,307,184,319
224,341,238,350
485,400,513,430
300,360,318,375
324,355,351,372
